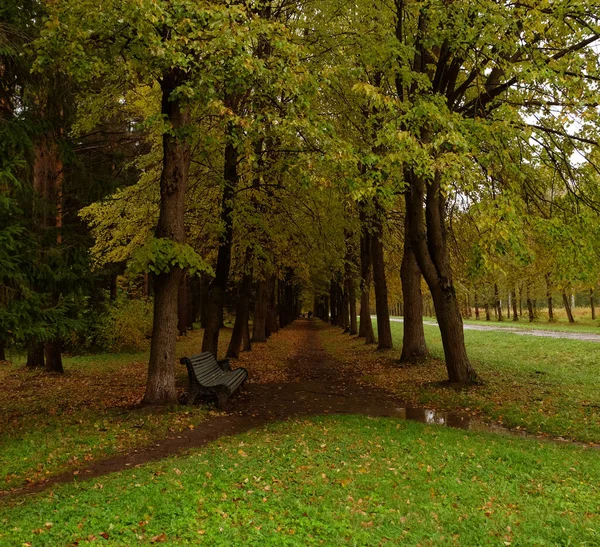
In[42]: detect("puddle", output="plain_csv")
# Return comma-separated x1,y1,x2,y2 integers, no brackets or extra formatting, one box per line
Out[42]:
393,405,599,449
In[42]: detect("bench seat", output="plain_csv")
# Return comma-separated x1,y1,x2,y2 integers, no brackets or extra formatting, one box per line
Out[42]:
180,352,248,408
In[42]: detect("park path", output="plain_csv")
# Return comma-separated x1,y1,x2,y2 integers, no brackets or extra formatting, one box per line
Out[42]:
1,320,414,499
386,317,600,342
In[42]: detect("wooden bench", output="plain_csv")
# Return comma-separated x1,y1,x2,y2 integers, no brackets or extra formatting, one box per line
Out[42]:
180,352,248,408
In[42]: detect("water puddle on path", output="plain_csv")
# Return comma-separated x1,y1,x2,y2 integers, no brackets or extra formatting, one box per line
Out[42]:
392,406,599,449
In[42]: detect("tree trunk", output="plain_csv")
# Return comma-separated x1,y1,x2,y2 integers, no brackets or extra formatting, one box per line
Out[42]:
242,307,252,351
329,279,338,325
591,288,596,321
484,302,490,321
494,284,503,321
341,277,351,331
511,288,518,321
358,208,375,343
143,73,190,405
562,291,575,323
44,339,63,373
27,341,45,368
405,168,476,383
545,274,554,322
227,271,252,358
399,231,428,363
202,114,239,355
527,284,534,323
177,272,188,336
252,280,268,342
349,279,358,335
474,290,480,320
371,211,393,349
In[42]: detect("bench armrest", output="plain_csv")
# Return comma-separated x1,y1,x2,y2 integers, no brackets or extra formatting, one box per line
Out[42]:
217,359,232,371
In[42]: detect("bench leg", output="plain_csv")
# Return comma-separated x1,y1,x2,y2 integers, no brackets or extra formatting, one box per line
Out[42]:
217,392,229,410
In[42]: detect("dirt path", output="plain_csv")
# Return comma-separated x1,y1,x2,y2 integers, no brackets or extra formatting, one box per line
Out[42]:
387,317,600,342
2,320,410,499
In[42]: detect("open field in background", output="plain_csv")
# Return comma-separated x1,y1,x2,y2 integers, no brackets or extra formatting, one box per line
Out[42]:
1,415,598,546
321,321,600,444
0,327,292,492
424,305,600,333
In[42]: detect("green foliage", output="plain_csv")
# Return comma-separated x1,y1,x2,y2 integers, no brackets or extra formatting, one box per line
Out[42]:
130,238,214,277
91,296,154,352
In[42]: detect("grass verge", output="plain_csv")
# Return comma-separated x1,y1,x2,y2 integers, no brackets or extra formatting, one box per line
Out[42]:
320,321,600,444
1,415,598,546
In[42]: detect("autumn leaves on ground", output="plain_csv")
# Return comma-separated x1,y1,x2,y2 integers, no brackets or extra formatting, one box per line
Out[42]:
1,320,600,545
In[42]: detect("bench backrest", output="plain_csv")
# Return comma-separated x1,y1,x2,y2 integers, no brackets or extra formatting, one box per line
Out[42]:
181,352,224,385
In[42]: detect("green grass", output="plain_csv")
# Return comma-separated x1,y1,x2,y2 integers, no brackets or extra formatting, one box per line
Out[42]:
322,321,600,443
0,330,218,492
1,415,598,546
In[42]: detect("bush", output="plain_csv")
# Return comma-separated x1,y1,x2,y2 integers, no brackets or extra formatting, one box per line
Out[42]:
94,296,154,352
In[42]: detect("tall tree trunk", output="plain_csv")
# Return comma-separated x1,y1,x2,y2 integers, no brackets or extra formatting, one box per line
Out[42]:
44,339,63,373
348,279,358,335
527,284,535,323
358,208,375,343
199,273,209,328
252,280,268,342
494,284,503,321
177,272,189,336
268,275,279,335
511,288,518,321
591,288,596,321
405,168,476,383
227,271,252,358
329,279,338,325
242,307,252,351
484,302,490,321
562,291,575,323
371,211,393,349
0,341,5,362
341,277,350,331
202,115,239,355
545,274,554,322
474,290,480,320
27,341,45,368
399,231,428,363
143,74,190,405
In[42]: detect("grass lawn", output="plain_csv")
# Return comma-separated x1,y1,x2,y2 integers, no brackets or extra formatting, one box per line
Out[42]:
0,326,293,493
1,415,598,546
320,321,600,444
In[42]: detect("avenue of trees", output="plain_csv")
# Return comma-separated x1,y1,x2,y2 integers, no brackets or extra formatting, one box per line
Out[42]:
1,0,599,403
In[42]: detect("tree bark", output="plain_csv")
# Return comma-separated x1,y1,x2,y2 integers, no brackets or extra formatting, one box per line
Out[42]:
44,339,63,373
562,291,575,323
484,302,490,321
527,284,535,323
227,271,252,358
242,307,252,351
358,207,375,343
202,113,239,355
511,287,518,321
371,211,393,349
143,73,190,405
494,284,503,321
474,290,480,320
348,279,358,335
0,341,5,362
399,229,428,363
545,274,554,322
177,272,188,336
27,341,45,368
405,167,476,383
252,280,268,342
